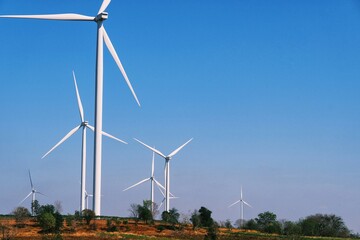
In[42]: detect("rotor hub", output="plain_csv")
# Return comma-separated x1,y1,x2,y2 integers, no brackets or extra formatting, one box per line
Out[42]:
82,121,88,127
95,12,108,22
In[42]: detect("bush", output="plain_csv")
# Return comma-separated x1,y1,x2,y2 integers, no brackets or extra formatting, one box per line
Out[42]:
12,206,31,228
82,209,95,225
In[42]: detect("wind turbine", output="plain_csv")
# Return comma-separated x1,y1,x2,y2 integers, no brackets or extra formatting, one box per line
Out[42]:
84,190,93,210
123,151,168,213
42,71,127,213
133,138,193,212
19,170,45,216
0,0,141,216
228,186,252,228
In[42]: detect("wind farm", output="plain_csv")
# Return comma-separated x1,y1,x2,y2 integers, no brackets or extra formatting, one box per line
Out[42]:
0,0,360,238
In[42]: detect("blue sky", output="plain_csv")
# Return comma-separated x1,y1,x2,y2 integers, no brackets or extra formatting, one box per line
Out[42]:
0,0,360,233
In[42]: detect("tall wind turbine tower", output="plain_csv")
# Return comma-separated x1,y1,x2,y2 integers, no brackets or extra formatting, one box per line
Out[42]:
133,138,192,212
42,71,126,213
0,0,141,215
123,152,167,213
20,170,45,216
228,186,252,228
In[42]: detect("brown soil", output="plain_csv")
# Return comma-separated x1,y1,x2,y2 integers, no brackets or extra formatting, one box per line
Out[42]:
1,217,244,240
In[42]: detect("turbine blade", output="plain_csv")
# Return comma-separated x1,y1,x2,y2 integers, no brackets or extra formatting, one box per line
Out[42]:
168,138,193,158
133,138,166,158
243,200,252,208
0,14,94,21
72,71,84,122
28,170,33,189
241,186,243,200
87,125,127,144
155,181,165,197
98,0,111,14
36,191,47,197
42,125,81,159
153,179,165,191
158,198,165,210
123,178,150,191
102,27,140,106
228,200,240,208
19,192,32,205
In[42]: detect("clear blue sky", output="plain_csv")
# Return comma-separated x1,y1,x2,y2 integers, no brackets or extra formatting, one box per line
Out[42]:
0,0,359,233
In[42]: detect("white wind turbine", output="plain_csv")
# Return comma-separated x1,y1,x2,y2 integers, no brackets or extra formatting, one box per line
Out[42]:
19,170,45,216
123,151,169,213
42,71,126,213
133,138,193,212
0,0,141,216
84,190,93,210
228,186,252,228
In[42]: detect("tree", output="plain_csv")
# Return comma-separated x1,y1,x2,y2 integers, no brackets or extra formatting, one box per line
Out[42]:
255,211,281,234
82,209,95,225
199,207,214,228
31,200,40,216
281,220,301,235
243,219,258,230
190,210,201,230
54,201,63,214
137,200,153,224
37,204,63,233
12,206,31,227
299,214,350,238
224,219,233,230
162,208,180,226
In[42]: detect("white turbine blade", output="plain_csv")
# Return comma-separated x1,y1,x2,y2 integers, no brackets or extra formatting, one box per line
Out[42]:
36,191,47,197
102,27,140,106
19,192,32,205
41,125,81,159
86,124,127,144
153,179,165,192
241,186,243,200
155,181,165,197
133,138,166,158
98,0,111,14
158,198,165,210
72,71,84,122
123,178,150,192
0,14,94,21
243,200,252,208
228,200,240,208
28,170,33,189
168,138,193,158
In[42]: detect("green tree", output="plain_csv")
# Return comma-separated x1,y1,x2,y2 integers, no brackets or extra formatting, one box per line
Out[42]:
190,210,201,230
137,200,153,224
82,209,95,225
162,208,180,226
31,199,41,216
37,204,63,233
199,206,214,228
300,214,350,237
243,219,258,230
255,211,281,234
12,206,31,227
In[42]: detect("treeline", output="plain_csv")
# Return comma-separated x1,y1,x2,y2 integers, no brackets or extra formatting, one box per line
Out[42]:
238,211,358,238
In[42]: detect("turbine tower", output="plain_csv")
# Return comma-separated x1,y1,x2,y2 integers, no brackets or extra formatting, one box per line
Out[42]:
123,152,167,213
133,138,192,212
20,170,45,216
42,71,127,213
228,186,252,228
0,0,141,216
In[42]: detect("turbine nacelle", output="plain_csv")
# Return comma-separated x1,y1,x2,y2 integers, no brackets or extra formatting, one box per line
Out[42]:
81,121,89,127
95,12,108,22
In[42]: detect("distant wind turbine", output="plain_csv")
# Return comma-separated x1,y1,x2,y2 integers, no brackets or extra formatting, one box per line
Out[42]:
123,151,168,213
133,138,193,212
84,190,93,210
0,0,141,216
19,170,45,216
42,71,126,213
228,186,252,228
